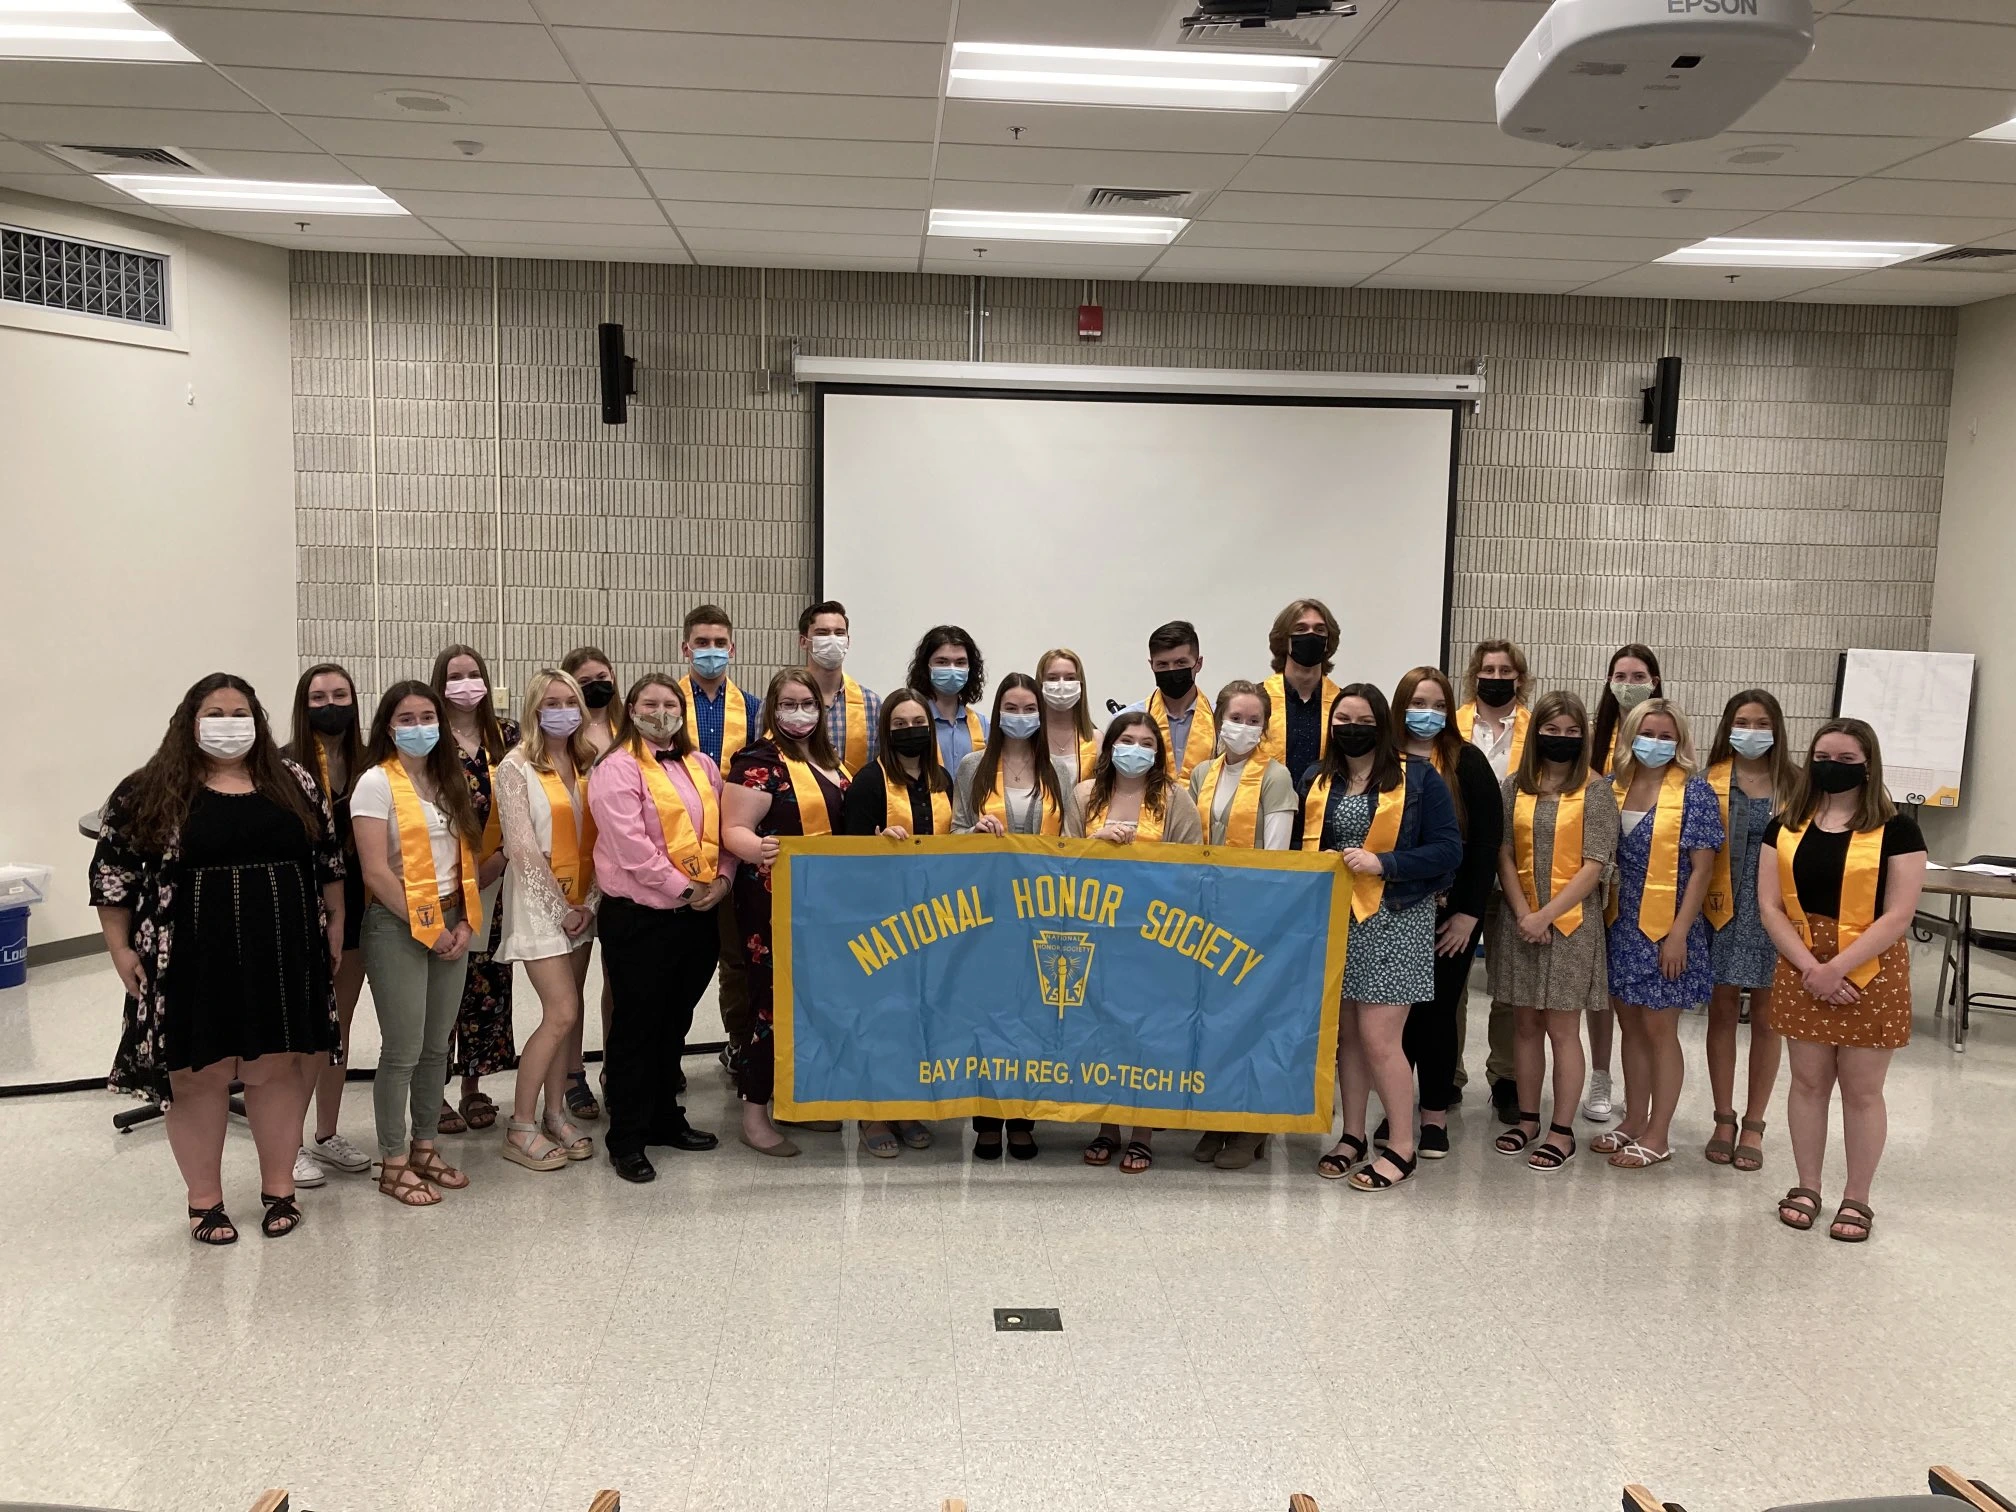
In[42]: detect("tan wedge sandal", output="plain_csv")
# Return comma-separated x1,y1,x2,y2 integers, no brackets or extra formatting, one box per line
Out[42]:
502,1119,569,1172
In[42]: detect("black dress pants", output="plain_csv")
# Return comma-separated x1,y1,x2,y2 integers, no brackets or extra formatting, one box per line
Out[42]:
600,895,719,1156
1404,911,1479,1114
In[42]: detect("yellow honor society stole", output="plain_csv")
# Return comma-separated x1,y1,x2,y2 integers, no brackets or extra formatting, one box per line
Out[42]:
1149,689,1215,782
681,674,750,762
1300,771,1405,921
1513,785,1587,935
382,759,480,945
1262,673,1339,767
1456,701,1529,769
833,675,869,771
1194,754,1265,848
1703,760,1736,929
535,767,597,905
984,767,1064,837
1777,822,1885,989
1086,793,1166,842
885,773,953,837
1607,765,1689,936
781,756,838,838
638,752,720,882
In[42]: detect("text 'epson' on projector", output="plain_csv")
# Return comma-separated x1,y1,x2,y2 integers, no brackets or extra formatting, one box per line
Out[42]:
1495,0,1815,152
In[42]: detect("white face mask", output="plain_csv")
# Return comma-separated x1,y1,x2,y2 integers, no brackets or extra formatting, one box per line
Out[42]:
1219,721,1262,757
1040,680,1082,711
808,634,849,670
197,715,256,759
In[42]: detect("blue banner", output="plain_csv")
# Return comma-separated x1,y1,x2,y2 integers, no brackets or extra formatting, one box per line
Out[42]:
774,836,1349,1131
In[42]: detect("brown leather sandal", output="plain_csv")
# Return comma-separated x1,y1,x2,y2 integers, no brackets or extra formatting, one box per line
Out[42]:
436,1100,467,1135
1829,1197,1874,1243
1704,1110,1738,1165
1732,1117,1767,1172
406,1144,470,1190
1778,1186,1821,1231
458,1091,498,1130
379,1161,441,1207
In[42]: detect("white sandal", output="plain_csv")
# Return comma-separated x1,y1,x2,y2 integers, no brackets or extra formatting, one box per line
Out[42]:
501,1119,568,1172
1608,1141,1673,1170
542,1108,594,1161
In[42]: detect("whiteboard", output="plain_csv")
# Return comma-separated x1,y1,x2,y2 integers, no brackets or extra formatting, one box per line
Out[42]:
818,388,1458,712
1836,649,1975,809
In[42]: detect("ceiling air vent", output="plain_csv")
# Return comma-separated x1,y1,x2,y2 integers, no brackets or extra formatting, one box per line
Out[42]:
1175,0,1354,51
41,144,209,175
1083,186,1196,215
1899,246,2016,273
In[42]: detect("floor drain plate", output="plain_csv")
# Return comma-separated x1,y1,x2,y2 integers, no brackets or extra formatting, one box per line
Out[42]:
993,1307,1062,1332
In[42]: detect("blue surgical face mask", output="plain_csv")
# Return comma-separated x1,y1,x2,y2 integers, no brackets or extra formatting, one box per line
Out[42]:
930,665,968,696
1111,743,1157,778
690,647,730,679
1405,708,1447,739
1631,735,1677,768
393,723,440,758
998,711,1040,741
1728,728,1775,760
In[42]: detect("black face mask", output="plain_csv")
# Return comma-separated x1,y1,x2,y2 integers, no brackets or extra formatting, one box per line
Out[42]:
307,703,356,736
889,726,934,760
1535,732,1583,764
1811,759,1868,795
1154,666,1196,701
580,679,617,710
1475,677,1517,708
1287,633,1328,669
1332,723,1380,758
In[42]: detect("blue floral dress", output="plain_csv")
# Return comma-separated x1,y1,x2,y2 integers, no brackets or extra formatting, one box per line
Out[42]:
1606,774,1725,1009
1709,791,1777,990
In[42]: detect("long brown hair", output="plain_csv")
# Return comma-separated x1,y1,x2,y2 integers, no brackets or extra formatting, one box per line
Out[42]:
877,687,953,795
601,673,694,770
1085,710,1172,823
286,662,363,802
1514,690,1591,796
972,673,1066,820
430,643,510,761
1393,666,1468,834
1213,679,1271,739
1322,682,1404,794
123,672,321,853
1592,642,1663,769
1784,717,1896,833
1706,688,1796,809
1461,638,1529,704
362,680,483,843
1267,597,1339,675
760,668,841,768
1035,646,1096,742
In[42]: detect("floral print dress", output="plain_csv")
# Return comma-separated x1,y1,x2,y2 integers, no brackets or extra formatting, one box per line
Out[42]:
448,719,519,1079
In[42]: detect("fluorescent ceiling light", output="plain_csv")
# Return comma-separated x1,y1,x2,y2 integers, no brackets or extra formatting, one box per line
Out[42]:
0,0,197,62
1972,116,2016,143
929,207,1186,245
1658,237,1946,270
100,175,409,215
947,40,1327,112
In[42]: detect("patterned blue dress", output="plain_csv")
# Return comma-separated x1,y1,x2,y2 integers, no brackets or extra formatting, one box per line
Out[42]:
1606,774,1725,1009
1709,792,1777,990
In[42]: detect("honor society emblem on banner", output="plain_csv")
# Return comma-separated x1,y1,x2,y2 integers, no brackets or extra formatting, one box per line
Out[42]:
1032,930,1095,1018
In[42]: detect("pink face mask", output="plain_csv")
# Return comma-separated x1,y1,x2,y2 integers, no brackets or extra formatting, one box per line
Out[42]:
444,677,488,708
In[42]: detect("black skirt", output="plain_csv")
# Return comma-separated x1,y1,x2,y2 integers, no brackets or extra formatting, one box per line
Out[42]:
164,789,336,1074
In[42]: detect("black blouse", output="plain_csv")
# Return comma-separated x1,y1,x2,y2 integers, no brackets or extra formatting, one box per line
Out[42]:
1762,813,1925,918
841,762,951,838
1443,742,1505,919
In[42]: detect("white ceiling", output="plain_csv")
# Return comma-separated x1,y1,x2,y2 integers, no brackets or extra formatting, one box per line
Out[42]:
1,0,2015,301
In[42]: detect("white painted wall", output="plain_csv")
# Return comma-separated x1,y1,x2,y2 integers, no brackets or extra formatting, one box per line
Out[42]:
0,191,295,943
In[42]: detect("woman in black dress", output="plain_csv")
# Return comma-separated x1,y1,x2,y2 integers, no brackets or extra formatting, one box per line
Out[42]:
91,672,344,1244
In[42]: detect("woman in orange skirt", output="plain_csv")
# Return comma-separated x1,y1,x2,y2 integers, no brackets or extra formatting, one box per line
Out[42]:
1757,718,1925,1243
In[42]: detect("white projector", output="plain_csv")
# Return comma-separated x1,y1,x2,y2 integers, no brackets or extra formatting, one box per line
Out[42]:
1496,0,1815,151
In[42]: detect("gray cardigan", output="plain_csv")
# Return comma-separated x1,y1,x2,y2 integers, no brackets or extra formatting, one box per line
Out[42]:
952,750,1083,834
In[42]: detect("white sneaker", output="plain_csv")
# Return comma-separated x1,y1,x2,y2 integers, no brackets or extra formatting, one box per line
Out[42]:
1581,1069,1615,1122
310,1130,373,1173
292,1146,327,1188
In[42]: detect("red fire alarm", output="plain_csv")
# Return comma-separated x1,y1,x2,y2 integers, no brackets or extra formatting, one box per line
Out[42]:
1078,302,1103,341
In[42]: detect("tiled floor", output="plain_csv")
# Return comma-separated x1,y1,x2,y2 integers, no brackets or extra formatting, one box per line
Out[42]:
2,944,2012,1512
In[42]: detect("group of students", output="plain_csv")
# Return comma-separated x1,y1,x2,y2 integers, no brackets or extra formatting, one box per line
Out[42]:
90,602,1924,1247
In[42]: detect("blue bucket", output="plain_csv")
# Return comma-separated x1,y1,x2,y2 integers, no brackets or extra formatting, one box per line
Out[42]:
0,906,27,989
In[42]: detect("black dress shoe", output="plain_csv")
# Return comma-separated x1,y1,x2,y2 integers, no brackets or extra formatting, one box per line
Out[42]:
647,1124,719,1152
609,1149,656,1183
1490,1078,1520,1125
1418,1123,1451,1159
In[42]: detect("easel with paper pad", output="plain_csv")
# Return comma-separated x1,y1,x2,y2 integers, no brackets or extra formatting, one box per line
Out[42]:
1833,648,1975,809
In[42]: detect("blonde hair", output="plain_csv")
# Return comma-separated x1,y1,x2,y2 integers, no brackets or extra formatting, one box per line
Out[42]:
515,668,599,774
1610,697,1697,788
1461,639,1529,703
1035,646,1096,742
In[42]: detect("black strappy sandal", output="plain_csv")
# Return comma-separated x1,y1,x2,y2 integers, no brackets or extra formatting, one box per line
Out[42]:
1527,1123,1577,1171
1348,1148,1418,1192
259,1192,303,1238
188,1203,237,1246
1495,1112,1541,1155
1119,1140,1154,1175
1082,1134,1119,1167
1315,1132,1368,1180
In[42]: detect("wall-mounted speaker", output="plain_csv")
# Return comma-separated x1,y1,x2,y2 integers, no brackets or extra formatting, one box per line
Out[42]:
598,322,636,425
1640,354,1681,455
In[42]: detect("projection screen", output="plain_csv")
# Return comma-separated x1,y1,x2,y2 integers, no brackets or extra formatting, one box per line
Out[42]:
817,386,1461,721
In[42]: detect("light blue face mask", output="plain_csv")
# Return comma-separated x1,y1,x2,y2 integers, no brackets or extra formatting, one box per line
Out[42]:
690,647,730,679
1405,708,1447,739
393,723,440,758
1111,743,1157,778
1631,735,1677,768
930,665,969,696
998,711,1041,741
1728,728,1775,760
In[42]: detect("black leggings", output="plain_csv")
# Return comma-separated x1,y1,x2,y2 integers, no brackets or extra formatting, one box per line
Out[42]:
600,896,719,1156
1405,913,1480,1114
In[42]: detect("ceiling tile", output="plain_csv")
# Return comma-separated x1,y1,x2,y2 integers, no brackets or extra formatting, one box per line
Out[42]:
1381,252,1639,282
728,252,917,270
233,228,468,251
0,141,59,174
342,158,647,195
1420,228,1692,260
286,118,628,166
1591,131,1948,177
392,189,662,221
592,86,936,140
1468,201,1757,237
953,0,1247,50
1785,280,2005,304
939,99,1277,155
1796,14,2016,88
1734,79,2016,137
549,0,953,42
158,205,453,240
552,28,943,94
1201,190,1493,228
1148,246,1397,281
933,142,1249,190
1510,168,1852,211
1361,271,1600,293
217,69,605,128
1797,176,2016,216
924,259,1141,280
140,9,575,80
926,234,1158,267
423,217,683,246
1231,156,1551,199
1876,139,2016,181
163,148,360,181
1836,0,2016,18
1265,115,1568,168
930,179,1112,213
1301,61,1498,121
0,104,317,151
0,59,257,112
620,132,933,177
657,201,922,235
688,228,922,257
0,169,150,206
1176,221,1442,254
1728,208,2016,242
1347,0,1548,68
460,240,693,261
1786,267,2016,303
140,0,540,18
640,168,929,208
1570,265,1853,299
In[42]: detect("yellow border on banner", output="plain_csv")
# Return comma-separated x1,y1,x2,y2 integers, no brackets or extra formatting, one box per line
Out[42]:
773,834,1348,1132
